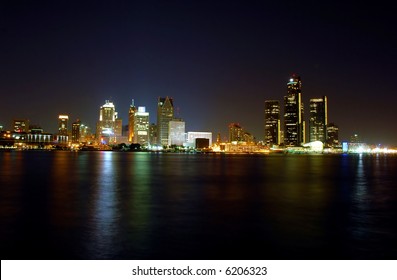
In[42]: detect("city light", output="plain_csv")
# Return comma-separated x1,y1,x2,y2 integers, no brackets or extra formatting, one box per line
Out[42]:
1,78,396,153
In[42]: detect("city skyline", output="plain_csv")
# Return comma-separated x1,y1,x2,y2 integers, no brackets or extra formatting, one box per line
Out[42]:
1,1,396,145
0,75,392,147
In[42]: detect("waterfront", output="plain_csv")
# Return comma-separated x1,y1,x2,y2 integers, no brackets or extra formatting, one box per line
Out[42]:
1,151,397,259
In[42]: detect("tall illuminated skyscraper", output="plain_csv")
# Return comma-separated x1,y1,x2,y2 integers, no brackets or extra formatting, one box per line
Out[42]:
264,100,280,146
309,96,328,143
157,96,174,146
58,115,69,135
96,100,117,144
284,75,305,146
134,106,150,145
128,99,137,142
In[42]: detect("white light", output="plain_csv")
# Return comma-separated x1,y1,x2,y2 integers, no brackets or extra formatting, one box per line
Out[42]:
356,146,365,154
102,128,113,135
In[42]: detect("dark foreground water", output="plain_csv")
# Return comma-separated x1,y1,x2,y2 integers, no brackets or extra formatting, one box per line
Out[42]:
1,151,397,260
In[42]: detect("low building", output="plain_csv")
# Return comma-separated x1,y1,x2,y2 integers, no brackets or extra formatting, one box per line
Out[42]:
186,131,212,148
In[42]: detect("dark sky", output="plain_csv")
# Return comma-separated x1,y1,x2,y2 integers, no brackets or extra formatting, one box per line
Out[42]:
1,0,396,145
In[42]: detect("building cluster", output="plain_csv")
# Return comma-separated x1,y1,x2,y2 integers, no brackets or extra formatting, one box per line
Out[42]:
2,73,395,153
210,74,340,153
94,97,212,150
0,96,212,150
263,74,339,150
0,116,91,150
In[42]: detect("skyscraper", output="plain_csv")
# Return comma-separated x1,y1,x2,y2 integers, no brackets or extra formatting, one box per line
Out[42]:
71,119,81,143
326,123,339,147
157,96,174,146
128,99,137,143
284,75,304,146
115,118,123,138
80,124,91,144
264,100,280,146
149,123,157,146
168,118,185,146
13,119,29,133
134,106,150,145
228,123,243,142
58,115,69,136
309,96,328,143
96,100,117,144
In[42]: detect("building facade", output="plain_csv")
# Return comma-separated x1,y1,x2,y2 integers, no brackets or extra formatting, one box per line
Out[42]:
149,123,158,146
128,99,137,143
284,75,305,146
264,100,280,146
157,96,174,146
13,119,30,133
326,123,339,147
168,119,185,146
115,118,123,139
309,96,328,143
96,100,117,144
229,123,243,142
134,106,150,146
187,132,212,148
71,119,81,143
58,115,69,136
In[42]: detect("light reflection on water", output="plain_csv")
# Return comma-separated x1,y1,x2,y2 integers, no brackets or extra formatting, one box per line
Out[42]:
89,152,120,258
355,154,367,201
350,154,371,244
0,152,397,259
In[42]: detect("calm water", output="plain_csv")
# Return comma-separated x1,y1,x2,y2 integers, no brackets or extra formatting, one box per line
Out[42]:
1,151,397,260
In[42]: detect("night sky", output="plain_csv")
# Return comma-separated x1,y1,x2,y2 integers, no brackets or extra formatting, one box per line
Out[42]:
1,1,396,145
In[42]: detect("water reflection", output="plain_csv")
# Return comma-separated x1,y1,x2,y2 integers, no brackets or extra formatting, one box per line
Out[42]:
89,151,120,258
355,154,368,202
0,152,24,247
1,152,397,260
349,155,370,247
126,153,152,256
50,152,76,226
